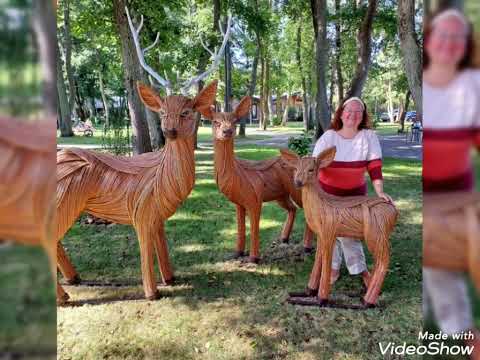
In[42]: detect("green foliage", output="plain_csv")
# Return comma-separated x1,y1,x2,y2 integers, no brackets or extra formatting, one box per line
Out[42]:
101,107,131,155
287,130,313,157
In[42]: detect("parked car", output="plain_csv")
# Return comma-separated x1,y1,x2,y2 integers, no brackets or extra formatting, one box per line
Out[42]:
379,112,390,122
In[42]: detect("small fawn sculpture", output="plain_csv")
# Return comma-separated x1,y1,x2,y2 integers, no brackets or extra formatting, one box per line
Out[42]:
281,147,398,308
423,192,480,293
204,96,314,263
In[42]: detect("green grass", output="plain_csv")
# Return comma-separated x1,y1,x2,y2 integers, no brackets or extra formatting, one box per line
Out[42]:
0,245,56,357
58,145,422,360
373,122,404,136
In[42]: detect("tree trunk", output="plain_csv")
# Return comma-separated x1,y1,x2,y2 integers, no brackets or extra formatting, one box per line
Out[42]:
334,0,344,102
245,35,260,134
282,93,289,126
262,53,270,130
310,0,330,138
329,65,335,111
344,0,378,99
32,0,56,117
296,21,310,131
87,97,96,118
98,67,110,127
398,89,411,133
398,0,423,123
258,50,265,130
63,0,76,119
276,90,282,125
56,42,74,137
113,0,152,154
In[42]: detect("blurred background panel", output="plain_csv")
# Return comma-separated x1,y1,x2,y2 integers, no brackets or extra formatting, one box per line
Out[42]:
0,0,56,359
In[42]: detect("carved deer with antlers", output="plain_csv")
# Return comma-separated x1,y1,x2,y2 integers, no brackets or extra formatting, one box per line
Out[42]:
423,192,480,293
56,7,229,301
281,147,398,308
202,97,314,263
0,117,60,300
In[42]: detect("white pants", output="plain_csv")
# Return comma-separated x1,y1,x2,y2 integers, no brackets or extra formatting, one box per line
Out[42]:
423,267,473,335
331,237,367,275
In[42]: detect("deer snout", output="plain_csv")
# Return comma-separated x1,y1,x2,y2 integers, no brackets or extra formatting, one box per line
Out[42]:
294,179,304,188
222,129,234,137
164,128,178,139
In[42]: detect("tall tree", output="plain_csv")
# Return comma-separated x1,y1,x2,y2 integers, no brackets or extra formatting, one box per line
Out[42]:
112,0,152,154
334,0,344,102
398,0,422,123
32,0,57,117
57,41,74,136
62,0,76,120
344,0,378,98
296,21,310,131
310,0,330,138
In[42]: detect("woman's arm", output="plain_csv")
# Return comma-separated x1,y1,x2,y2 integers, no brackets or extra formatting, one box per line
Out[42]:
372,179,394,203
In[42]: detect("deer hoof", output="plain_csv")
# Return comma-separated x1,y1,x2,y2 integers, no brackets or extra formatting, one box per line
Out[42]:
248,256,260,264
233,251,246,258
146,290,160,301
361,298,376,309
303,247,314,254
280,237,289,244
318,298,329,306
164,277,175,286
305,287,318,296
64,274,81,285
57,292,70,305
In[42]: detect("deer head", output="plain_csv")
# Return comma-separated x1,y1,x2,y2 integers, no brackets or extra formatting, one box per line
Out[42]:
280,147,336,188
203,96,251,141
137,81,218,140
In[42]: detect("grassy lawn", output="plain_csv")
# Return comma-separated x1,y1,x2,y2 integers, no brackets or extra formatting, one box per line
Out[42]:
57,144,422,360
373,122,405,136
0,245,56,357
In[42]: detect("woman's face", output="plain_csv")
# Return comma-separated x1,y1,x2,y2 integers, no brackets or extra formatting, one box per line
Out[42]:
341,101,363,130
426,17,467,68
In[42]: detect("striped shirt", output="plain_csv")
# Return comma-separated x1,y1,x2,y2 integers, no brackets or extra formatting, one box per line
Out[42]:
423,69,480,193
312,129,383,196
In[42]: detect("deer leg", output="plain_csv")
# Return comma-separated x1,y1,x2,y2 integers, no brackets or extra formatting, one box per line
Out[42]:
303,225,315,254
276,198,296,244
363,233,390,306
318,234,336,304
57,242,81,285
234,205,247,258
248,206,262,263
136,225,159,300
306,235,323,294
154,222,174,285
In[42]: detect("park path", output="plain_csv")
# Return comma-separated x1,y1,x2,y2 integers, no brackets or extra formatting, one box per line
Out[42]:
58,128,422,160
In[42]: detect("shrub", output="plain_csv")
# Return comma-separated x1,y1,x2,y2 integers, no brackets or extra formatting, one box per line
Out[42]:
288,130,313,157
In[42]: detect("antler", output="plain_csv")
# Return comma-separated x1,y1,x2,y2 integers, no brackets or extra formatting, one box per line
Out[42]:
179,15,232,94
125,6,172,93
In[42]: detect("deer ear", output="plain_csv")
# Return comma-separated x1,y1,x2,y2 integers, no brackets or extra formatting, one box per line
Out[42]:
193,80,218,111
315,146,336,168
279,148,299,161
137,82,163,112
233,96,251,120
197,105,214,119
279,148,299,169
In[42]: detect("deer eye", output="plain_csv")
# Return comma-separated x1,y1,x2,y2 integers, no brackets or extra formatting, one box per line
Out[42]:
308,168,314,172
181,109,192,118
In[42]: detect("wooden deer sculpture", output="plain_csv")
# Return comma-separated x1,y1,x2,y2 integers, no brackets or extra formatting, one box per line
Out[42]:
56,6,230,301
202,96,314,263
423,192,480,293
0,117,60,301
280,147,398,308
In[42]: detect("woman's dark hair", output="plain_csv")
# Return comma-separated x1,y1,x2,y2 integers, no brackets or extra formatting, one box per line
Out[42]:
423,10,474,70
330,98,371,131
